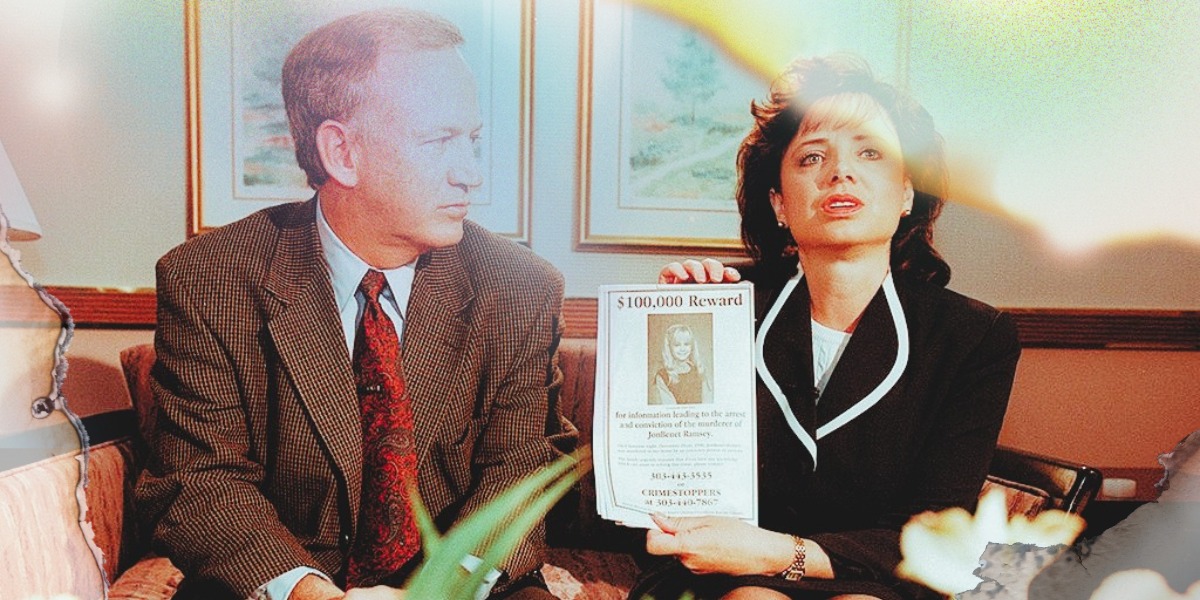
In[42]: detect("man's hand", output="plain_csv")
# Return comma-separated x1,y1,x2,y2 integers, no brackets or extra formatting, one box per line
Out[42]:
645,513,793,576
659,259,741,284
289,574,405,600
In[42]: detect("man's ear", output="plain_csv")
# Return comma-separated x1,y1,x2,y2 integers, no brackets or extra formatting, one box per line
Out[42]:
315,119,359,187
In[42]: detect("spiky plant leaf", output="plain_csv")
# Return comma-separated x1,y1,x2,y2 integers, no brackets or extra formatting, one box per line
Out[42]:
404,448,589,599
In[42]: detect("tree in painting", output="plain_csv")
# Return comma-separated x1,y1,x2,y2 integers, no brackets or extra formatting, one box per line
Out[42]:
660,31,722,125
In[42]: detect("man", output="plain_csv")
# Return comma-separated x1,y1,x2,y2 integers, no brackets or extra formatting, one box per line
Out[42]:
136,9,573,600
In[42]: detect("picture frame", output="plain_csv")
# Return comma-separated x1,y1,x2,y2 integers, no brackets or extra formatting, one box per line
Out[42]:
575,0,753,254
575,0,909,254
185,0,532,241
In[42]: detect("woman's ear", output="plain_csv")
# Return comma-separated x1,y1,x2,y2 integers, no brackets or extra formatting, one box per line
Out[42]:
903,178,915,214
769,188,785,223
315,119,359,187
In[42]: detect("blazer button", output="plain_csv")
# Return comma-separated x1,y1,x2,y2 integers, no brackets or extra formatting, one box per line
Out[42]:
340,533,352,547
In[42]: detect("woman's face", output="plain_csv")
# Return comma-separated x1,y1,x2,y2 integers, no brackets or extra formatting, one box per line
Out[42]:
772,93,914,254
670,330,693,361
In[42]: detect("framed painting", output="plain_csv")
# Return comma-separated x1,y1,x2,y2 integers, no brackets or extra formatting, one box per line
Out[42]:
576,0,756,253
575,0,906,253
186,0,532,241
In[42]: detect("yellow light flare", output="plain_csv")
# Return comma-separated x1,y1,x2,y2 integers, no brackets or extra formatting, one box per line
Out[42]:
896,487,1085,597
619,0,807,82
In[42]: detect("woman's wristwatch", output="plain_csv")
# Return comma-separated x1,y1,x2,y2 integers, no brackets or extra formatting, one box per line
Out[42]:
777,535,807,581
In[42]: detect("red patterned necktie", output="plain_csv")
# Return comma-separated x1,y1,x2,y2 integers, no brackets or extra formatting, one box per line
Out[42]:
346,270,420,587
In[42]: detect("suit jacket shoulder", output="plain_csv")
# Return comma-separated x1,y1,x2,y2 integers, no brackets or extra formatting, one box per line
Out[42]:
155,201,316,294
452,220,564,296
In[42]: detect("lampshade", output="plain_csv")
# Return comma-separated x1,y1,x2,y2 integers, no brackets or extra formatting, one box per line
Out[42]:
0,139,43,241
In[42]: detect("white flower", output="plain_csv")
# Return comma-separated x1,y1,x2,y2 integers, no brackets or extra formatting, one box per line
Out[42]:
896,488,1085,597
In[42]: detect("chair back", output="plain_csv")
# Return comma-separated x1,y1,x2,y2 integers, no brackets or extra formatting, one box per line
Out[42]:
989,445,1102,514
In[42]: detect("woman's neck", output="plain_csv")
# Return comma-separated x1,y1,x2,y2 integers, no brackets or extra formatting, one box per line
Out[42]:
798,246,891,333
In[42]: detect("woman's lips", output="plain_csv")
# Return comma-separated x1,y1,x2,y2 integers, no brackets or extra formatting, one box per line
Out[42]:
821,194,863,216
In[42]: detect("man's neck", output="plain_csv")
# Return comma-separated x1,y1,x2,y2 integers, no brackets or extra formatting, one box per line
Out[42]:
319,191,419,269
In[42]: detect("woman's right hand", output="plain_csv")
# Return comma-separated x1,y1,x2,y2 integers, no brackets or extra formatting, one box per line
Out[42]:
659,258,741,284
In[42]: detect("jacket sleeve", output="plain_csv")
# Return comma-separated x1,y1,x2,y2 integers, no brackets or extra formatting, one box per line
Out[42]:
135,258,323,598
452,269,578,587
809,311,1021,593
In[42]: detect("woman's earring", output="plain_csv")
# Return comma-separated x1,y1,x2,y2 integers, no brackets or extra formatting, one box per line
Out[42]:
777,219,788,229
902,208,912,217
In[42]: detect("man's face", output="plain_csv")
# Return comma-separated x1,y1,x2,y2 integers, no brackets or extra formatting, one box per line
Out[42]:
348,47,483,263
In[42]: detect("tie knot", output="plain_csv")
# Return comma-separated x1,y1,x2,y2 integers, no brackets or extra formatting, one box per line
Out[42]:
359,270,388,302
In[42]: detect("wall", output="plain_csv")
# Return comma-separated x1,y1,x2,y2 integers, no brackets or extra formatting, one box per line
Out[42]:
0,0,1196,473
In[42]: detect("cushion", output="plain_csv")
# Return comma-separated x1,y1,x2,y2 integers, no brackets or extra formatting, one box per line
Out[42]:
544,547,639,600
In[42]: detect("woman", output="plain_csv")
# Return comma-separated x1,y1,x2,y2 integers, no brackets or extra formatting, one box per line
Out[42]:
654,324,714,405
633,55,1022,600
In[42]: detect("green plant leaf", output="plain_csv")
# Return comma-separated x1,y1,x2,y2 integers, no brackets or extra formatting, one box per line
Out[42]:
404,448,590,599
409,479,442,557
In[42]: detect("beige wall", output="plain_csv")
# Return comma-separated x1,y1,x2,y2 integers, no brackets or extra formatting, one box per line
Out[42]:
1001,349,1200,470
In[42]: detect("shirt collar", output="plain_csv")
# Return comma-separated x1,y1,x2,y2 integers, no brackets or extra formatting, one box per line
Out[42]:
316,197,415,315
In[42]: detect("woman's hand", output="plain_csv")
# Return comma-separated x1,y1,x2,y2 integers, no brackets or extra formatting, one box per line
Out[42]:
645,513,794,576
659,259,741,284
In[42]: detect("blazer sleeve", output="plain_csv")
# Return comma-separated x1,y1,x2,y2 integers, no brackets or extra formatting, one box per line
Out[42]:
135,258,323,598
453,270,577,585
808,311,1021,592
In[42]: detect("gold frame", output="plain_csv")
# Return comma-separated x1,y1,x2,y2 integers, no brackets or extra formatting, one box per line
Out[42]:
185,0,534,242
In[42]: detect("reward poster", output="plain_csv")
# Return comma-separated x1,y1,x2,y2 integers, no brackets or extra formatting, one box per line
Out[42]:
593,284,757,528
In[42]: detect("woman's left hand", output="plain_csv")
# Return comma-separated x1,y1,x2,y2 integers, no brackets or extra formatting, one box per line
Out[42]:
645,513,795,576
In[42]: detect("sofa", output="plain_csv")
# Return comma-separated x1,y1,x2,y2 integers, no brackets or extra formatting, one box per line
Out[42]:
0,338,1098,599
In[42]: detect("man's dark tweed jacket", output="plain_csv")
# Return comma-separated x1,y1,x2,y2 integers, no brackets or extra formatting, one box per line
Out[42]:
135,199,575,599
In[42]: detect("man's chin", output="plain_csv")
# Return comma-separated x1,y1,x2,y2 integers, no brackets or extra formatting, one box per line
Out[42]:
430,222,466,249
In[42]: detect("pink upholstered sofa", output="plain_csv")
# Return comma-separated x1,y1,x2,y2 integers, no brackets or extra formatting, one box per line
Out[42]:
0,338,1096,599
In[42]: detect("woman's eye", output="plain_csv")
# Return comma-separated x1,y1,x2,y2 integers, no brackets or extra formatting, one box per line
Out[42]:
860,148,882,159
799,152,823,166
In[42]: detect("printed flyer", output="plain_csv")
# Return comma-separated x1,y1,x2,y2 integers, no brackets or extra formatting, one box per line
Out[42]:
593,283,758,528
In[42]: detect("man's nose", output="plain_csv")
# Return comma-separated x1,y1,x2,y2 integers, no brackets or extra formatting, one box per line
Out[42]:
449,141,483,191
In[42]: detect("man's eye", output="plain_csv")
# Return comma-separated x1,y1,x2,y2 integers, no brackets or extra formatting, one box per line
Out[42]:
860,148,882,159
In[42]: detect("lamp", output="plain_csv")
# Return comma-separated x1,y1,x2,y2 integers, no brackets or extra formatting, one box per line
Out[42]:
0,139,43,241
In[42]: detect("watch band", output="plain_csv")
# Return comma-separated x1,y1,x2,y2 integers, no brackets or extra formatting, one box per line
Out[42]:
777,535,807,581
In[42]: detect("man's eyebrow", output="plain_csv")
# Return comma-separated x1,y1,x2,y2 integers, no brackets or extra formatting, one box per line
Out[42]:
418,124,484,137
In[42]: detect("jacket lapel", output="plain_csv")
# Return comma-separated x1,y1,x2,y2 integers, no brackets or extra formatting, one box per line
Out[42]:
814,287,897,432
404,243,475,468
814,275,909,439
759,279,818,435
262,200,363,527
756,276,819,467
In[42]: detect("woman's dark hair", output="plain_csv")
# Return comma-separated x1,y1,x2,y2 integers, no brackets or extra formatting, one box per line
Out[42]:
737,54,951,286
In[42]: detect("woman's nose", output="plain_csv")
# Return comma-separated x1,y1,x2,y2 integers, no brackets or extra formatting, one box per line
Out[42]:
827,156,856,184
